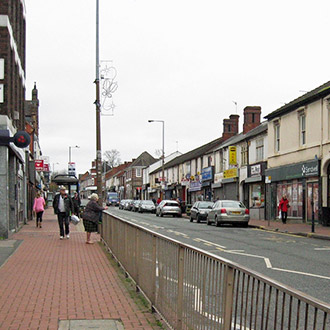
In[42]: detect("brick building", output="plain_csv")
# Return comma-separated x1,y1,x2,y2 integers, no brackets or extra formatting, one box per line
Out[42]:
0,0,27,238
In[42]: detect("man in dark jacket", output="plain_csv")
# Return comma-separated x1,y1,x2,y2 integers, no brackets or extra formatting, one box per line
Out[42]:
53,186,74,239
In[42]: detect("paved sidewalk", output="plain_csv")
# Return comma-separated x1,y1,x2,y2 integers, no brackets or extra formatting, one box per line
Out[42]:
0,208,159,330
249,219,330,240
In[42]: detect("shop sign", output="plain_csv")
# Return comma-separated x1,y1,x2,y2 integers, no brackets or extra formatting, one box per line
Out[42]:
214,172,223,183
224,168,238,179
251,164,261,176
181,179,189,187
229,146,237,165
202,167,213,181
189,181,202,192
35,160,44,171
302,163,318,177
43,163,50,172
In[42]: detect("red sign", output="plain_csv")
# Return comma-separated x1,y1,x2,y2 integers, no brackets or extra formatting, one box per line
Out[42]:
43,163,50,172
35,160,44,171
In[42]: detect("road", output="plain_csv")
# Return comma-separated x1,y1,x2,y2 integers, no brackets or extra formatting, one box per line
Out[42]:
108,208,330,304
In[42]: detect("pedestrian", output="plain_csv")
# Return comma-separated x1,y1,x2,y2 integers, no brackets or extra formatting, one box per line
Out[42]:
278,194,290,224
157,197,161,205
53,186,74,240
82,193,108,244
73,192,81,216
33,191,45,228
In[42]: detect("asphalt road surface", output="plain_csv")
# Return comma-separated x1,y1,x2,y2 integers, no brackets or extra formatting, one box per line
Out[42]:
108,208,330,304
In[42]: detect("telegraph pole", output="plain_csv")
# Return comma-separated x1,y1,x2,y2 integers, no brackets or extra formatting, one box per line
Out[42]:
95,0,102,204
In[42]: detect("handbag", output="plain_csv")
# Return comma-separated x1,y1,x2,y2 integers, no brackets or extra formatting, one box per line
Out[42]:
279,210,282,218
70,215,80,225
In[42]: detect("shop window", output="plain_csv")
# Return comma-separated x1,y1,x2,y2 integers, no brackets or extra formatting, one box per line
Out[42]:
277,181,303,218
299,113,306,145
250,184,265,208
256,138,264,161
275,124,280,152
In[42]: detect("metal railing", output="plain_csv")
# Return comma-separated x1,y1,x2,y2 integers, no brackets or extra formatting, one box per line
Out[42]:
101,212,330,330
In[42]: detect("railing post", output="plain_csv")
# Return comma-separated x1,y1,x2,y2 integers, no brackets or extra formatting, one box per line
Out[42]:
150,235,157,307
223,265,235,330
135,228,140,291
177,246,185,330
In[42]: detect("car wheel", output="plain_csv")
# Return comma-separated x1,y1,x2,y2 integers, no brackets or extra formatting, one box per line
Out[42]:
190,216,193,222
160,212,163,217
197,214,201,223
207,217,211,225
215,216,220,227
241,222,248,228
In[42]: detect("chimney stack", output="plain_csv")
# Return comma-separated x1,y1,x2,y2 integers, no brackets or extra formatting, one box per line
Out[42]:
243,106,261,134
222,114,239,141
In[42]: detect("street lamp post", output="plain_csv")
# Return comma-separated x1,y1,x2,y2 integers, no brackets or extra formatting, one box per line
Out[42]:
148,120,165,199
68,145,80,164
95,0,102,204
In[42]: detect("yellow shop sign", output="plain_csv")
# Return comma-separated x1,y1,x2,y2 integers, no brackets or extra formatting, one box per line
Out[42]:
229,146,237,165
224,168,238,179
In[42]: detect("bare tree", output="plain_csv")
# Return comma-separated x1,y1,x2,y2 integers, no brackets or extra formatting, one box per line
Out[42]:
103,149,121,169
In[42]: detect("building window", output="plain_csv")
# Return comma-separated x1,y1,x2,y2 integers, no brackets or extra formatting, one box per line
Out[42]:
256,138,264,161
241,144,248,165
299,113,306,145
136,168,142,177
275,124,280,152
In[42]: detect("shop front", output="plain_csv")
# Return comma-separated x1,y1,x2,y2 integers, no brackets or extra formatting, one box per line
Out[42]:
201,167,214,201
188,181,203,203
220,168,239,200
245,162,266,220
265,159,320,222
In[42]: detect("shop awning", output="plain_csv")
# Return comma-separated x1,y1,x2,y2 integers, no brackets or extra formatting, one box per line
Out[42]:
245,175,262,183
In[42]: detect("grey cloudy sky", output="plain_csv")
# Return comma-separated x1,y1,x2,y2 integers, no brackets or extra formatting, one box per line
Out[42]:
25,0,330,175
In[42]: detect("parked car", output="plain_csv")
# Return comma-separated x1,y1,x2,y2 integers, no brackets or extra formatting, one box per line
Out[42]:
190,201,214,222
156,200,182,217
207,200,250,227
138,200,156,213
119,199,127,210
132,200,141,212
106,191,120,206
124,199,134,211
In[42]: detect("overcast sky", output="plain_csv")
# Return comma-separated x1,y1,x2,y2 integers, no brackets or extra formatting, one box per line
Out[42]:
25,0,330,175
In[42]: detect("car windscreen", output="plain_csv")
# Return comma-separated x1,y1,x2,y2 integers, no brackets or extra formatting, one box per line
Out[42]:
142,201,154,205
221,201,244,208
199,202,214,209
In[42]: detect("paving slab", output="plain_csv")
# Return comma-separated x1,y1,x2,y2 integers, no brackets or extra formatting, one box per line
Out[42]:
0,239,22,267
58,319,124,330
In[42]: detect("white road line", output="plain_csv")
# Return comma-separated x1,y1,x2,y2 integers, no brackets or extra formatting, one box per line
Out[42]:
272,267,330,280
264,258,272,269
314,247,330,251
194,238,226,249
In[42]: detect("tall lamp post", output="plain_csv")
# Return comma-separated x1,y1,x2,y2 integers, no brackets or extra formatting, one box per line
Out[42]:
148,120,165,199
95,0,102,204
68,145,80,164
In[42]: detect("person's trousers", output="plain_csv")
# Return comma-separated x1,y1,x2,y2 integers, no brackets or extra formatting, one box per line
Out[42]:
36,211,43,225
57,212,70,237
281,211,288,224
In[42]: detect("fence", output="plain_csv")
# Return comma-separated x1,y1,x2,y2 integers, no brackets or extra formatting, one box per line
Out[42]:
101,212,330,330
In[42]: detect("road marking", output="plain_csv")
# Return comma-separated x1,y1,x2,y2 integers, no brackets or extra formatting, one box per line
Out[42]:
253,228,301,238
264,258,272,269
271,267,330,280
314,247,330,251
194,238,226,249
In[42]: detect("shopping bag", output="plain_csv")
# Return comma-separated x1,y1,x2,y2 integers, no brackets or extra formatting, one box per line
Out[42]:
70,215,80,225
279,210,282,219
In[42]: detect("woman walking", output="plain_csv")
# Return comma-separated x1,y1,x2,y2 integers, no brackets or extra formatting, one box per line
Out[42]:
82,193,108,244
278,194,290,224
33,192,46,228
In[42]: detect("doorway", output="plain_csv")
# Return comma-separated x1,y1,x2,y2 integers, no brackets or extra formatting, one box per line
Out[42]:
306,182,319,222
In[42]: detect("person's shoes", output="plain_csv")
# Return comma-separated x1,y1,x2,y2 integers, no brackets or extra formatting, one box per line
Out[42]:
39,224,42,228
66,235,70,239
36,222,39,228
86,241,94,244
60,236,64,240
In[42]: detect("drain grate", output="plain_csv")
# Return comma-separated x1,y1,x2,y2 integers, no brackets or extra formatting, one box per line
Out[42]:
58,319,124,330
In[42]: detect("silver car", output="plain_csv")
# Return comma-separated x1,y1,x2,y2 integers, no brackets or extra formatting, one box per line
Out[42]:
207,200,250,227
156,200,182,217
138,200,156,213
190,201,214,222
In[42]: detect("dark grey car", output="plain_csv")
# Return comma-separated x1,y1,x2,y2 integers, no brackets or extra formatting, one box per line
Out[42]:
190,201,214,222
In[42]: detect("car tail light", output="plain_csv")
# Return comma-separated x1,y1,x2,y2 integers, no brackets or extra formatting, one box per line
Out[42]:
245,209,249,215
220,208,227,214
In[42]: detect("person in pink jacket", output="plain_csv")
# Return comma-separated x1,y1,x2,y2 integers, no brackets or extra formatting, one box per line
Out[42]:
33,192,46,228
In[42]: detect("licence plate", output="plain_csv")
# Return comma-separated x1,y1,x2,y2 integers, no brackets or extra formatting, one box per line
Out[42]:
231,211,241,215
